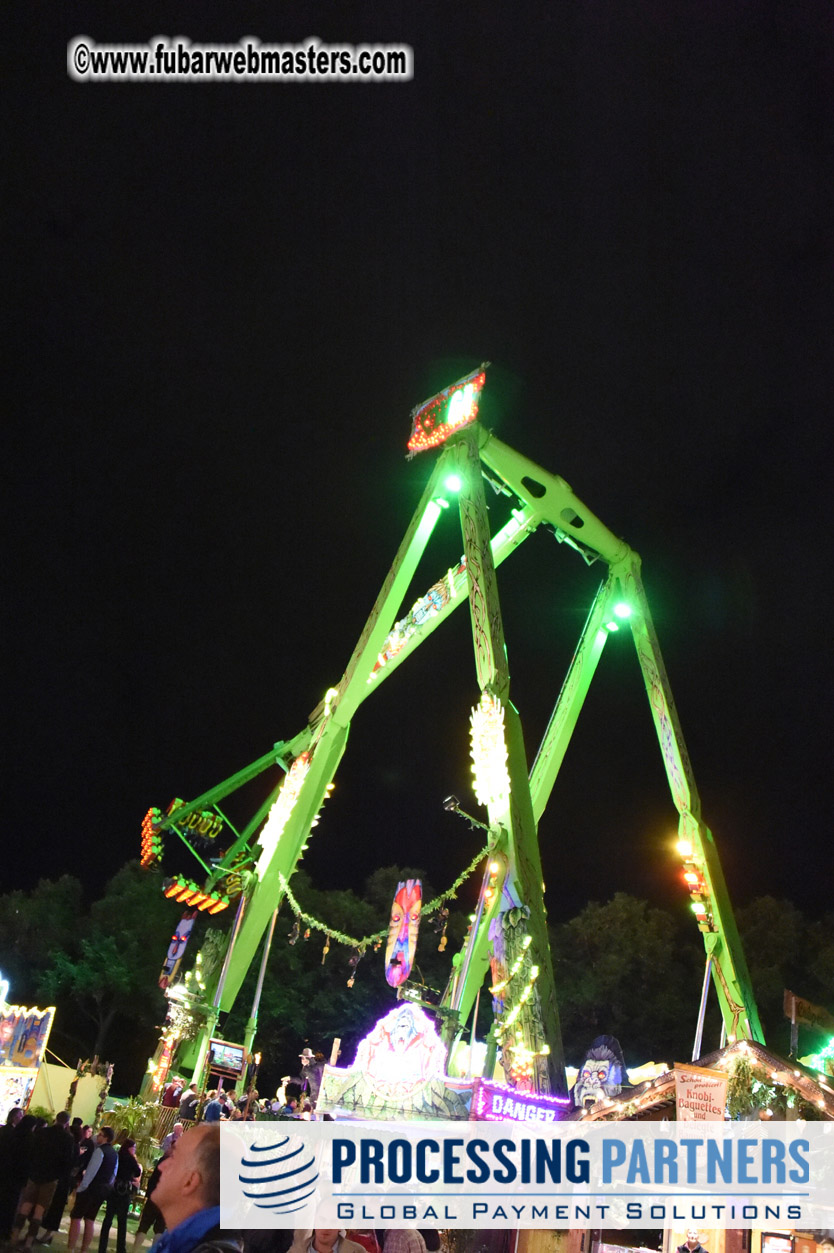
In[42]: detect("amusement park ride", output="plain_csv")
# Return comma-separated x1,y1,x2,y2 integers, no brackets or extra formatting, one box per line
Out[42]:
140,366,764,1104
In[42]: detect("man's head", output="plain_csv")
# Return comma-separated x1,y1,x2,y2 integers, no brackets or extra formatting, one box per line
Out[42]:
172,1122,184,1138
98,1126,115,1144
153,1123,220,1228
55,1110,70,1128
312,1232,341,1252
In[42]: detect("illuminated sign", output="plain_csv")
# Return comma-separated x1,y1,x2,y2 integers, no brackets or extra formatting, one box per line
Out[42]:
473,1077,571,1123
407,366,487,455
317,1004,473,1121
0,1004,55,1068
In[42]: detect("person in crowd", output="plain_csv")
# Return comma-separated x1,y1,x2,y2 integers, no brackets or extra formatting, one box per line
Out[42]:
12,1110,75,1251
236,1089,258,1114
161,1078,183,1109
677,1232,709,1253
67,1126,118,1253
201,1091,225,1124
178,1085,199,1123
243,1233,292,1253
380,1234,427,1253
74,1126,95,1186
297,1050,324,1105
272,1077,291,1112
131,1160,165,1252
0,1107,26,1242
289,1232,365,1253
36,1119,82,1245
161,1123,184,1156
97,1138,141,1253
150,1123,240,1253
346,1232,380,1253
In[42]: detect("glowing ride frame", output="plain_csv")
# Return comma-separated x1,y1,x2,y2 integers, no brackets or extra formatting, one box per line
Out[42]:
142,367,763,1099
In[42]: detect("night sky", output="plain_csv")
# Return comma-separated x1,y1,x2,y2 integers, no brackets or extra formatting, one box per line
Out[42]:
7,2,833,955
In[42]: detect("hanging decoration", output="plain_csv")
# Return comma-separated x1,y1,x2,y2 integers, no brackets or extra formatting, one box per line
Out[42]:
384,879,422,987
347,949,363,988
276,844,489,958
433,906,450,952
470,692,511,809
407,364,488,456
158,909,197,990
256,751,311,870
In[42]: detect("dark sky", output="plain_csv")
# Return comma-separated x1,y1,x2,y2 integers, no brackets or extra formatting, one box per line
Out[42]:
6,2,833,949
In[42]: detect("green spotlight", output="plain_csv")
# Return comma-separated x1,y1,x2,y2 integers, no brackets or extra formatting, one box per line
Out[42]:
613,602,633,619
445,474,463,493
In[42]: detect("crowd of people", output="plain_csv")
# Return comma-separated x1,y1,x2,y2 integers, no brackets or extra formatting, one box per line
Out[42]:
159,1047,326,1126
0,1042,440,1253
0,1110,229,1253
0,1110,142,1253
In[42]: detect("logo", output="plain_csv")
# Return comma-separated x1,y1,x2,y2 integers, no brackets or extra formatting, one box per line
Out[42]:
222,1121,834,1231
238,1134,319,1215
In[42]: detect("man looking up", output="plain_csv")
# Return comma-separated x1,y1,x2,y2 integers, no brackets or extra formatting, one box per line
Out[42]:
151,1123,239,1253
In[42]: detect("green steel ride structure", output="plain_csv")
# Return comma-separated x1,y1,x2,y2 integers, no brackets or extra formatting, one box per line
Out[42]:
146,372,764,1099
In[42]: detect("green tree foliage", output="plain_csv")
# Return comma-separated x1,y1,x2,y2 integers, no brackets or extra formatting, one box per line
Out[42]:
4,860,831,1098
736,896,834,1055
29,863,173,1070
550,892,705,1065
0,874,83,1000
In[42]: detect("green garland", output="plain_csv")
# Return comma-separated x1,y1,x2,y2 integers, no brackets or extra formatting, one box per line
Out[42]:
726,1054,822,1120
277,845,490,953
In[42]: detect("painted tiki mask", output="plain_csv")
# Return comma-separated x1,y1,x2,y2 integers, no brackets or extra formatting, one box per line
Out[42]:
384,878,422,987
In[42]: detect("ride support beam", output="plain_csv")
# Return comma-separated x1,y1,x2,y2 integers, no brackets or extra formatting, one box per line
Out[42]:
619,555,765,1044
528,576,615,824
213,448,457,1015
448,428,567,1096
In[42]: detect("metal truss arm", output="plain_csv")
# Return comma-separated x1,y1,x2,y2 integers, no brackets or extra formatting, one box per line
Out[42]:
477,430,632,566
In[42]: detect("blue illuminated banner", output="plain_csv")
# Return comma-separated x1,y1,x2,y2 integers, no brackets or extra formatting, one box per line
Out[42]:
220,1121,834,1231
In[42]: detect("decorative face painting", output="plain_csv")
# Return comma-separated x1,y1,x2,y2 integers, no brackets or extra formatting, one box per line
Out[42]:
572,1034,630,1108
384,879,422,986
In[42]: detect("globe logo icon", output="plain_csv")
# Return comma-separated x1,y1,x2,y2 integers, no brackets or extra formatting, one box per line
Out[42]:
239,1135,320,1214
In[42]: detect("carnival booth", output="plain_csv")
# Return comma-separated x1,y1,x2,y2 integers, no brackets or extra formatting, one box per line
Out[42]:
0,979,55,1119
